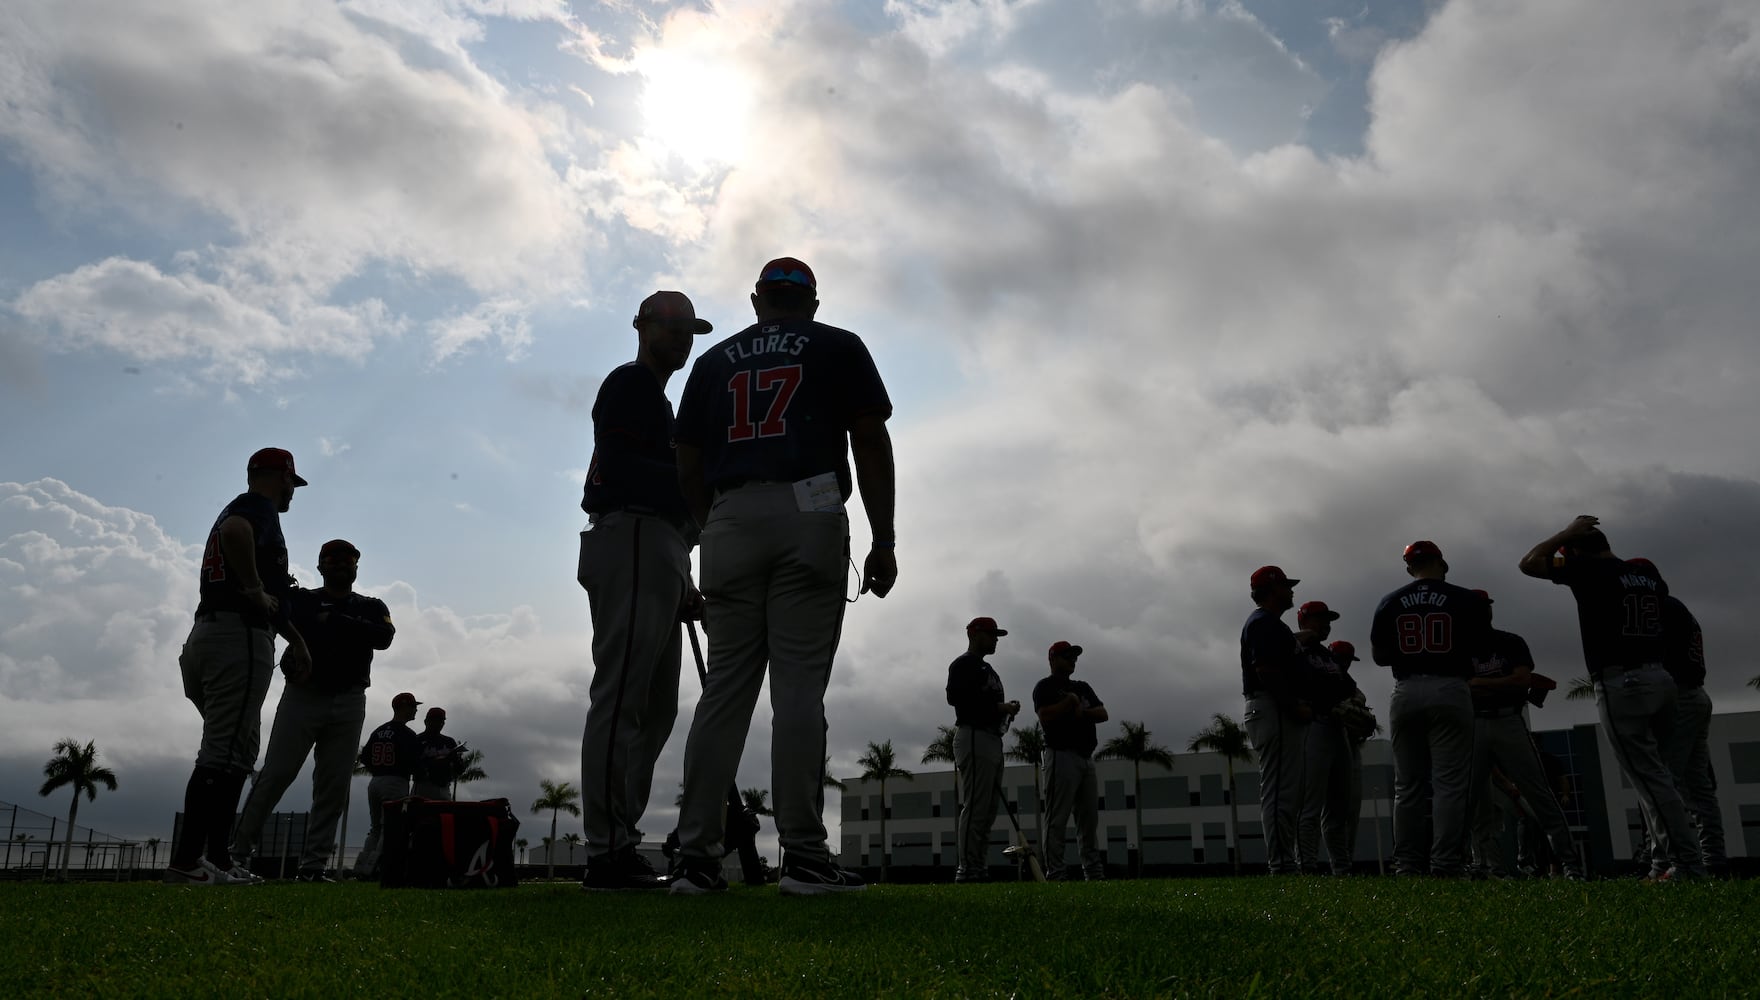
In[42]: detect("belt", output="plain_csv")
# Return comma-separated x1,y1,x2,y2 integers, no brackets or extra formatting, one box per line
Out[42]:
1596,662,1662,678
713,478,786,496
193,610,271,630
1474,705,1525,718
590,506,693,533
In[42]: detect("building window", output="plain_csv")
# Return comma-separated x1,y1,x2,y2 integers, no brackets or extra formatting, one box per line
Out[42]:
1730,742,1760,784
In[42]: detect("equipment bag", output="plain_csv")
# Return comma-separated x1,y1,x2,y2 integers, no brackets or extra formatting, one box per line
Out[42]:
379,797,520,889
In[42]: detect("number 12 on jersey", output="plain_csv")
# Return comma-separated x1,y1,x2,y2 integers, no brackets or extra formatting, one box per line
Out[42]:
727,365,803,442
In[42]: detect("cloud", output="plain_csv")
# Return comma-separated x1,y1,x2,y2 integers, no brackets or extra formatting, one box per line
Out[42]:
0,0,594,378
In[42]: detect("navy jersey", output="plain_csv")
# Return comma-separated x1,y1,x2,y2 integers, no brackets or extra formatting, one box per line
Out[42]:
1471,629,1535,709
1299,640,1357,711
195,492,292,627
1369,579,1490,679
285,588,396,695
415,732,461,786
1546,556,1669,677
1032,675,1104,755
360,720,421,778
582,362,690,523
1240,608,1301,701
1660,595,1706,690
673,319,891,499
946,653,1009,734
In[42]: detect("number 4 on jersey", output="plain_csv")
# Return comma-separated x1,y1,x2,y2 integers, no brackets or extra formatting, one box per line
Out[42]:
728,365,803,442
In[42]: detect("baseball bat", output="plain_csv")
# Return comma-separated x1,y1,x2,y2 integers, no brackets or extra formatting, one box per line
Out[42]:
685,618,761,859
1000,795,1046,882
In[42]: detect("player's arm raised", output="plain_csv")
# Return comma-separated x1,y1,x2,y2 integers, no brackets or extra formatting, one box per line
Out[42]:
1518,514,1599,578
850,413,896,597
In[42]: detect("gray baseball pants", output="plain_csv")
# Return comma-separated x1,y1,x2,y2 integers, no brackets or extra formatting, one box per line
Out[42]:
1297,717,1355,874
231,684,366,873
1655,685,1726,869
954,726,1005,876
1041,748,1102,879
1389,675,1473,876
1596,664,1703,874
179,613,277,774
578,512,689,858
353,774,410,877
1468,709,1581,878
1244,694,1307,874
677,485,847,866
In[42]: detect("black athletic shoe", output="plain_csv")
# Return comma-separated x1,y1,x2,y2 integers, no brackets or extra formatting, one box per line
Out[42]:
779,856,867,896
296,871,338,883
667,859,729,896
582,848,666,892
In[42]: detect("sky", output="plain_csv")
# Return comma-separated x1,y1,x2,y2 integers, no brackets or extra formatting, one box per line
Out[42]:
3,0,1759,855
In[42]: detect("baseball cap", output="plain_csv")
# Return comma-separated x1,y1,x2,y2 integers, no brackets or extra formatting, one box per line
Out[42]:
1048,640,1084,660
319,539,360,562
1403,540,1445,564
1297,601,1340,622
392,692,420,709
248,447,308,487
1626,557,1661,577
1470,589,1493,604
1328,640,1360,662
1565,527,1610,554
426,707,446,721
1250,565,1299,590
965,616,1008,636
633,290,713,334
755,257,817,291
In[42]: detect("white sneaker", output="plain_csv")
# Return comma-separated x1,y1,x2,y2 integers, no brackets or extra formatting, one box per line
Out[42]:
222,863,265,885
163,861,235,886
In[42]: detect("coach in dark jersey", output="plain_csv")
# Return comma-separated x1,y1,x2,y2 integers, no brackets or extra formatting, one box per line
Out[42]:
946,617,1019,884
1519,517,1704,880
412,708,462,800
1464,590,1583,880
231,539,394,881
1240,565,1311,875
1370,540,1489,877
1034,641,1108,881
1627,559,1727,876
354,691,422,879
670,257,895,897
166,448,313,886
1294,601,1356,875
578,290,709,891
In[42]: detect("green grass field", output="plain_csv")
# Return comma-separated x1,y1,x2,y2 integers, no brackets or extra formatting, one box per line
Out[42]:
3,877,1756,998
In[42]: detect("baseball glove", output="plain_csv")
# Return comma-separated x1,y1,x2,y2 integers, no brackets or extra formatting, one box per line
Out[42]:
1334,700,1380,742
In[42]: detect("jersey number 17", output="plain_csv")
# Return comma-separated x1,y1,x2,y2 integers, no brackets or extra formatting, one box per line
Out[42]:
727,365,803,442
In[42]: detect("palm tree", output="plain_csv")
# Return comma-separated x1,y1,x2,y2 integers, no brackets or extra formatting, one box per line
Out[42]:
1006,723,1048,850
1187,713,1252,875
144,837,162,869
740,787,774,817
514,837,528,864
823,755,845,790
922,725,960,822
1566,676,1596,701
1096,721,1174,877
38,739,118,881
855,740,914,882
530,779,581,881
561,832,583,864
451,748,488,800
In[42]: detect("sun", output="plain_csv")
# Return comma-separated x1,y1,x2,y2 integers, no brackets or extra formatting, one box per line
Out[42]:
636,49,753,169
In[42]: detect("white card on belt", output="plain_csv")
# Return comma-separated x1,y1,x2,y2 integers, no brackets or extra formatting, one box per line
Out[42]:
793,472,844,513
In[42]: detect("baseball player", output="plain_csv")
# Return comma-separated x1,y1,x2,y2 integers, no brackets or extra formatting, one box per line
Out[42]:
1369,540,1490,878
165,448,312,886
946,617,1019,884
1464,590,1585,880
230,539,395,882
1519,517,1704,880
670,257,896,897
1327,640,1370,858
352,691,422,879
1294,602,1357,875
1630,561,1728,876
412,707,461,800
1240,565,1312,875
1033,641,1109,881
578,290,710,892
